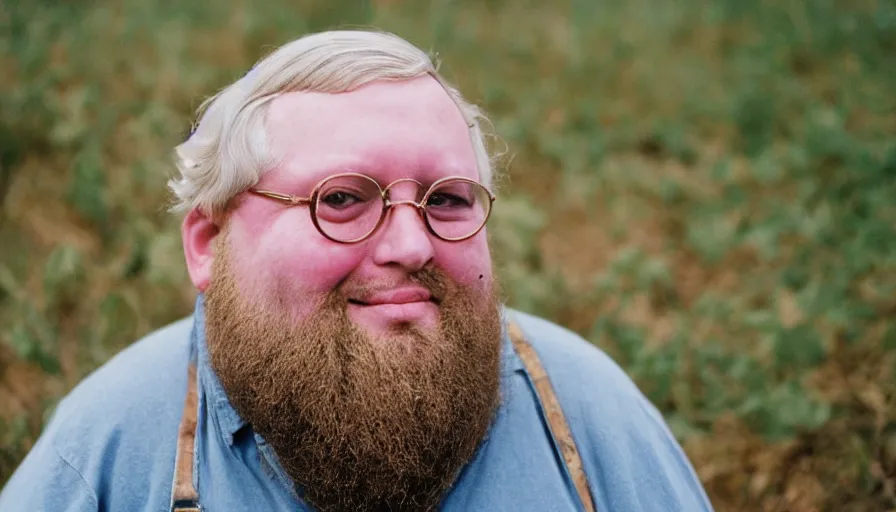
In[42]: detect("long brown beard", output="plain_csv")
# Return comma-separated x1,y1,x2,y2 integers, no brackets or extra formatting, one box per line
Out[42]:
204,241,503,512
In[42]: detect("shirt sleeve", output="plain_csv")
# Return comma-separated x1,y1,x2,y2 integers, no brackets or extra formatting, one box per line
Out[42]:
0,435,99,512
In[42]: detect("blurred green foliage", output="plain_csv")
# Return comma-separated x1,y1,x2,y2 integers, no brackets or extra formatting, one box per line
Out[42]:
1,0,895,510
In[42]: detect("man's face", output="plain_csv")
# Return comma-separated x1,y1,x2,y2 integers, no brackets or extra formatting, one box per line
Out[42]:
201,76,504,511
222,75,493,334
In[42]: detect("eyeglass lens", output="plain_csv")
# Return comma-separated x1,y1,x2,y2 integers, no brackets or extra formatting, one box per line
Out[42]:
312,175,491,242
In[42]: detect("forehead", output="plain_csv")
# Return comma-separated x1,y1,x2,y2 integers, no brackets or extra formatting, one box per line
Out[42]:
263,75,478,189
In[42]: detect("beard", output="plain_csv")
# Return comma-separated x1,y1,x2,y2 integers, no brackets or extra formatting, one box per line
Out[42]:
204,239,504,512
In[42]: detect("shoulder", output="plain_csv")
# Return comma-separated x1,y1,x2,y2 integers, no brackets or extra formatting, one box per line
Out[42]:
0,434,99,511
507,308,660,440
8,316,196,503
509,309,643,412
49,315,195,433
507,309,714,511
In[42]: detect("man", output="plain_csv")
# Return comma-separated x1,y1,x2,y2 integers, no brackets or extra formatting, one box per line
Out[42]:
0,30,713,511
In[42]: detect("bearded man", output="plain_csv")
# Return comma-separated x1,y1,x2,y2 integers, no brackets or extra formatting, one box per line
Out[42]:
0,30,714,512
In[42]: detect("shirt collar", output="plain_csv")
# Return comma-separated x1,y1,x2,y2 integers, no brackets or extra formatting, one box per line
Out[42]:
499,309,527,374
191,294,525,447
192,295,250,445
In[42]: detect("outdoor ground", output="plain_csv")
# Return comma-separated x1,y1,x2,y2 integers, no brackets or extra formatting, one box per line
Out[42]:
1,1,895,510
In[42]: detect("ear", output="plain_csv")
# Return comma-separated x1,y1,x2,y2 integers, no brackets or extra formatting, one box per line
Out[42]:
182,208,220,292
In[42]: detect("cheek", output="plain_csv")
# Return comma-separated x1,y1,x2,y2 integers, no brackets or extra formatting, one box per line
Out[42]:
227,208,365,310
432,232,493,288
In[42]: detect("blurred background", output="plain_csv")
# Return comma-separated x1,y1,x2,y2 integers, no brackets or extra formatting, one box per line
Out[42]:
1,0,894,510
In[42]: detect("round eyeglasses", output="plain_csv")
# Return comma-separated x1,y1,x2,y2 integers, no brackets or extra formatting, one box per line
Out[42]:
249,173,496,244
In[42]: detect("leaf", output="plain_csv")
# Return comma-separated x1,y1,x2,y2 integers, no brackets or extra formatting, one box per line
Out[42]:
744,382,832,441
6,324,60,374
734,88,775,157
42,245,83,295
773,324,827,370
686,213,736,264
67,145,107,229
883,324,896,351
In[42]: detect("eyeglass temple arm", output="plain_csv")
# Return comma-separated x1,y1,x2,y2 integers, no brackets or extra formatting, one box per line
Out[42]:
249,189,311,206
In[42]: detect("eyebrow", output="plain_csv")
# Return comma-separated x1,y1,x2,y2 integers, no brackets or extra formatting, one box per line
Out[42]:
261,163,476,193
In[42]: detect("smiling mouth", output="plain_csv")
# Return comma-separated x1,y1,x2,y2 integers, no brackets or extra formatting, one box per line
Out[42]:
347,298,440,306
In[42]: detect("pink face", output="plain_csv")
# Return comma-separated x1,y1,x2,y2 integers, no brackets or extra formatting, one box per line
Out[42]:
191,75,494,336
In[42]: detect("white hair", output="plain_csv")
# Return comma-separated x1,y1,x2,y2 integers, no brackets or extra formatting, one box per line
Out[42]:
169,29,498,216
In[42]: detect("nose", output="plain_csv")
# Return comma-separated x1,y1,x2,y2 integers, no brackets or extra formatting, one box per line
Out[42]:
370,201,435,272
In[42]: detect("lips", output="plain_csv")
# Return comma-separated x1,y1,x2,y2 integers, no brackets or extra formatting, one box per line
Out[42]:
348,287,438,306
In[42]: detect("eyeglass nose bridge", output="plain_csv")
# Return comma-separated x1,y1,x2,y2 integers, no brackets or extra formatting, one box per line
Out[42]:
381,199,428,230
380,178,428,223
368,198,431,245
384,199,425,210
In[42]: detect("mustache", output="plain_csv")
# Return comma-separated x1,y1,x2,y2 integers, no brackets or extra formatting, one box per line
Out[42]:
335,267,452,303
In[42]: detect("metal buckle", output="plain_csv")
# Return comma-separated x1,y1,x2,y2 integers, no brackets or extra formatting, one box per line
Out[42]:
171,499,202,512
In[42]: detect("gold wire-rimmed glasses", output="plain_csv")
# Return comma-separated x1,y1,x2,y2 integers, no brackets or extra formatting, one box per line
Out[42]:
249,173,496,244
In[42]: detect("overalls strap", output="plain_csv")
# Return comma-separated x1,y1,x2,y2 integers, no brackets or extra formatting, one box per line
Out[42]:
170,363,201,512
508,320,597,512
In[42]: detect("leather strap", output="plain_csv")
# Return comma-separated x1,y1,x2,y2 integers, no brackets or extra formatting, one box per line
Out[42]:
170,363,201,512
509,320,597,512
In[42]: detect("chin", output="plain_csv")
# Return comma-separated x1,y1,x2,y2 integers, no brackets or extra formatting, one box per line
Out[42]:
347,302,441,337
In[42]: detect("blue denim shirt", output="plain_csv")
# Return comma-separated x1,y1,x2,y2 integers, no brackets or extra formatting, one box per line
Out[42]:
0,297,714,511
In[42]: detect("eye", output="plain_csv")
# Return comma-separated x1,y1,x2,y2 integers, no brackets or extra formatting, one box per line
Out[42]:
427,192,471,208
321,191,361,209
